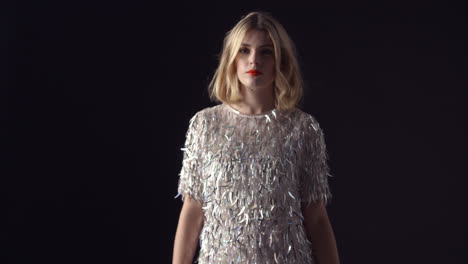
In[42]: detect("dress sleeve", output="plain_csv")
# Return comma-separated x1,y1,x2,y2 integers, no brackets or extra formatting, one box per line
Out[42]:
176,111,205,204
299,115,333,207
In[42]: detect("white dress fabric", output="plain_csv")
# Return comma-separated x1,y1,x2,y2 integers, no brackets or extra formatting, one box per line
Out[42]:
176,103,333,264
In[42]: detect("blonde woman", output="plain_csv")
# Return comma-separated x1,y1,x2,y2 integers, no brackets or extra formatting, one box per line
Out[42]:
173,11,340,264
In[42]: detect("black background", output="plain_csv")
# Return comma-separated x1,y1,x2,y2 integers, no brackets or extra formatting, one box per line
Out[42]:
3,0,467,263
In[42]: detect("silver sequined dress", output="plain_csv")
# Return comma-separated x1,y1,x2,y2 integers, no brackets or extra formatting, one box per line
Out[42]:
176,103,333,264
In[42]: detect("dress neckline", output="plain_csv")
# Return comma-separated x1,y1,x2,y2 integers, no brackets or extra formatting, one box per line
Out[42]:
223,103,277,118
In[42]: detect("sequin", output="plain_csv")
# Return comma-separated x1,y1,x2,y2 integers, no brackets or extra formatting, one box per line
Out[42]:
176,103,332,263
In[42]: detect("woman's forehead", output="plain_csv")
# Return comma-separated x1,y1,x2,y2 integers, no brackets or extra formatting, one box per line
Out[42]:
241,29,273,46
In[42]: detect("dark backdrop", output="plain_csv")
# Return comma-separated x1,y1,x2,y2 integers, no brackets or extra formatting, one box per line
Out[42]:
3,0,467,263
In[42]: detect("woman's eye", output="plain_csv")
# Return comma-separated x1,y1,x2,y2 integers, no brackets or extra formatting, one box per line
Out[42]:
238,48,273,55
239,48,249,54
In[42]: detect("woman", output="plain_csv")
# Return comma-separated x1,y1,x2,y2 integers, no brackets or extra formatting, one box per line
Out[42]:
173,11,340,264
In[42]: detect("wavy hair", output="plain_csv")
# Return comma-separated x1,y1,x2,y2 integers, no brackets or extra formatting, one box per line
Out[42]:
208,11,304,111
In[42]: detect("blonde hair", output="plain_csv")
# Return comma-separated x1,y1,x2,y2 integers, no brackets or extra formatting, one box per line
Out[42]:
208,11,304,111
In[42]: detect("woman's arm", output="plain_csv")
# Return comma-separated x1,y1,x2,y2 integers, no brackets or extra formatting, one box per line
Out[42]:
173,196,204,264
302,201,340,264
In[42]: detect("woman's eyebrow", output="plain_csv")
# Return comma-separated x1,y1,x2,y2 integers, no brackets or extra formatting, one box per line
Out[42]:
240,43,274,48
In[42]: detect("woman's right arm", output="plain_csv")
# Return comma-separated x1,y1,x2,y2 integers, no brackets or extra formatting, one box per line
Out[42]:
173,195,204,264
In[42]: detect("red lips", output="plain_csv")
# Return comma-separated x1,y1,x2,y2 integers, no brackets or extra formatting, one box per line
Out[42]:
246,69,263,76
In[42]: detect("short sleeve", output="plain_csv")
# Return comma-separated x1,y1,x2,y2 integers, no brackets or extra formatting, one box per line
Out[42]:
299,115,333,207
176,111,205,203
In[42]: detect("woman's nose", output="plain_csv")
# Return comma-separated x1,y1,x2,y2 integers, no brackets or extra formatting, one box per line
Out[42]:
249,51,260,65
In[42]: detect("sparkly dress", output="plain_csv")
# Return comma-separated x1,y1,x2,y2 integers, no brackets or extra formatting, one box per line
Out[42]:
176,103,333,264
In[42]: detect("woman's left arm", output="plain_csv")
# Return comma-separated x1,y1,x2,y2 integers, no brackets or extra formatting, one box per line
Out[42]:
302,201,340,264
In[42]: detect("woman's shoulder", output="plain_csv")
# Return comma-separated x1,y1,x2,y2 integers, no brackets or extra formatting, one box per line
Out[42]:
291,107,323,133
187,104,224,126
190,104,223,119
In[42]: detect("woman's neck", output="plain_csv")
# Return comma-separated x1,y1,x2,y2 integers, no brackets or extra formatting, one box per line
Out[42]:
231,85,275,115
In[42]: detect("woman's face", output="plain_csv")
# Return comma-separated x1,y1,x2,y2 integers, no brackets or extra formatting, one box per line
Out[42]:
235,29,275,93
